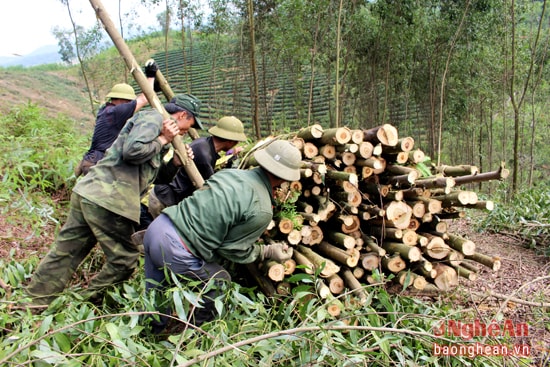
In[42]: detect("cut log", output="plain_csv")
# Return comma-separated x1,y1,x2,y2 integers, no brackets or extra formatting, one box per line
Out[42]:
369,226,403,241
445,233,476,256
433,264,459,291
319,144,337,159
356,141,374,159
296,245,341,277
408,149,426,164
325,231,356,250
326,273,345,294
363,124,399,146
381,254,407,273
398,271,427,290
278,218,294,234
451,162,510,185
360,252,381,271
287,229,302,245
276,281,292,295
292,249,315,274
296,124,324,140
361,234,387,256
415,177,455,191
436,165,479,176
245,263,276,297
401,230,418,246
382,241,421,262
302,142,319,159
384,201,413,229
352,267,365,279
316,279,332,299
319,127,352,145
262,260,285,282
340,267,369,304
382,136,415,153
385,190,404,201
465,252,501,271
283,258,297,275
317,241,360,267
350,129,364,144
408,201,426,218
432,191,478,207
451,264,478,281
325,170,358,185
421,233,451,259
463,201,495,211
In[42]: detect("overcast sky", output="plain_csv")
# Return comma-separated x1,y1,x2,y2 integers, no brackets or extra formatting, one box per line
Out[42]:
0,0,162,58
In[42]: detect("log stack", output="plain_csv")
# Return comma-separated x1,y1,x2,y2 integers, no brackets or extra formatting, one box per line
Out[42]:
241,124,508,304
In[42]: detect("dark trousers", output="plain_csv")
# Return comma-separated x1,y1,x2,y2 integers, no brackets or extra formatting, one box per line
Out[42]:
143,214,230,331
26,193,139,305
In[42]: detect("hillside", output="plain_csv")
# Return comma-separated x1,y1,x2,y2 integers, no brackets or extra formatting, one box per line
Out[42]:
0,68,93,127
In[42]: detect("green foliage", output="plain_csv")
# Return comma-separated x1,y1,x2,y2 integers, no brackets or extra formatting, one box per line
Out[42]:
0,103,86,227
474,182,550,256
0,258,516,367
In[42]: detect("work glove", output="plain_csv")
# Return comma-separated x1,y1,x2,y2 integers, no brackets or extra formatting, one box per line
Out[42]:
262,242,293,262
153,79,162,92
144,59,158,78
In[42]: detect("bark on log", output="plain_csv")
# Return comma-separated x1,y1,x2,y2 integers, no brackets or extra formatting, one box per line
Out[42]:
465,252,501,271
445,233,476,256
319,127,352,145
296,245,341,277
317,241,359,267
297,124,324,140
382,241,421,262
340,267,369,304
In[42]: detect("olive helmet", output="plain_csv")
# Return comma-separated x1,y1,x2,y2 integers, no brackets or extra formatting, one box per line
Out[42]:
208,116,247,142
254,140,302,181
106,83,136,101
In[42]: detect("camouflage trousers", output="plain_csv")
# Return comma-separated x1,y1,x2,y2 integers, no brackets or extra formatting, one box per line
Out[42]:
26,193,140,305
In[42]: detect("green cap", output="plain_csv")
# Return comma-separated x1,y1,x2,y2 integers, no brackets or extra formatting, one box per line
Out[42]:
165,94,203,129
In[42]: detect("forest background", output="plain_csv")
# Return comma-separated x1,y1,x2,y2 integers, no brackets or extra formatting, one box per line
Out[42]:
0,0,549,366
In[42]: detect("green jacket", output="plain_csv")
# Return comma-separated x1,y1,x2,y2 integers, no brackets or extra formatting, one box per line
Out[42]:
163,167,274,264
74,110,171,223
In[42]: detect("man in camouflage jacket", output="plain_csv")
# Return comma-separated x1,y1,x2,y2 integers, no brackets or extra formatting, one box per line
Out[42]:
25,94,203,306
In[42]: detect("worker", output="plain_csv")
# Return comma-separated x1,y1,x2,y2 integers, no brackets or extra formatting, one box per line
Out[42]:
25,93,203,307
147,115,248,221
142,139,301,333
75,60,158,176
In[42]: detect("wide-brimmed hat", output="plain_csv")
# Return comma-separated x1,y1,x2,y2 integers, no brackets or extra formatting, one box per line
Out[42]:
254,140,302,181
106,83,136,100
208,116,247,142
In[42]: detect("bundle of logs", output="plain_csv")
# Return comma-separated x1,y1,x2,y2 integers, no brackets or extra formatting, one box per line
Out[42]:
240,124,508,310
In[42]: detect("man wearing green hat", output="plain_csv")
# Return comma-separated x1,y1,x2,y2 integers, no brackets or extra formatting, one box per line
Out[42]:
26,93,204,307
142,139,301,333
75,60,158,176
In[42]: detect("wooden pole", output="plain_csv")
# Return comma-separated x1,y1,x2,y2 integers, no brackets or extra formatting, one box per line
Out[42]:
148,58,200,140
88,0,204,188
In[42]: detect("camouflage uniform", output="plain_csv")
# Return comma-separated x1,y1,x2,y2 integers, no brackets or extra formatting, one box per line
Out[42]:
26,109,173,305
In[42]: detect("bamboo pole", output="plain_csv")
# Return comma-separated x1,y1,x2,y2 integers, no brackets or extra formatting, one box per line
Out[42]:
89,0,204,188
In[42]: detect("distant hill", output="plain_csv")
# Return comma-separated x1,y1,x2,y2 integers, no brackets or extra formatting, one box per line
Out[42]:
0,45,62,67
